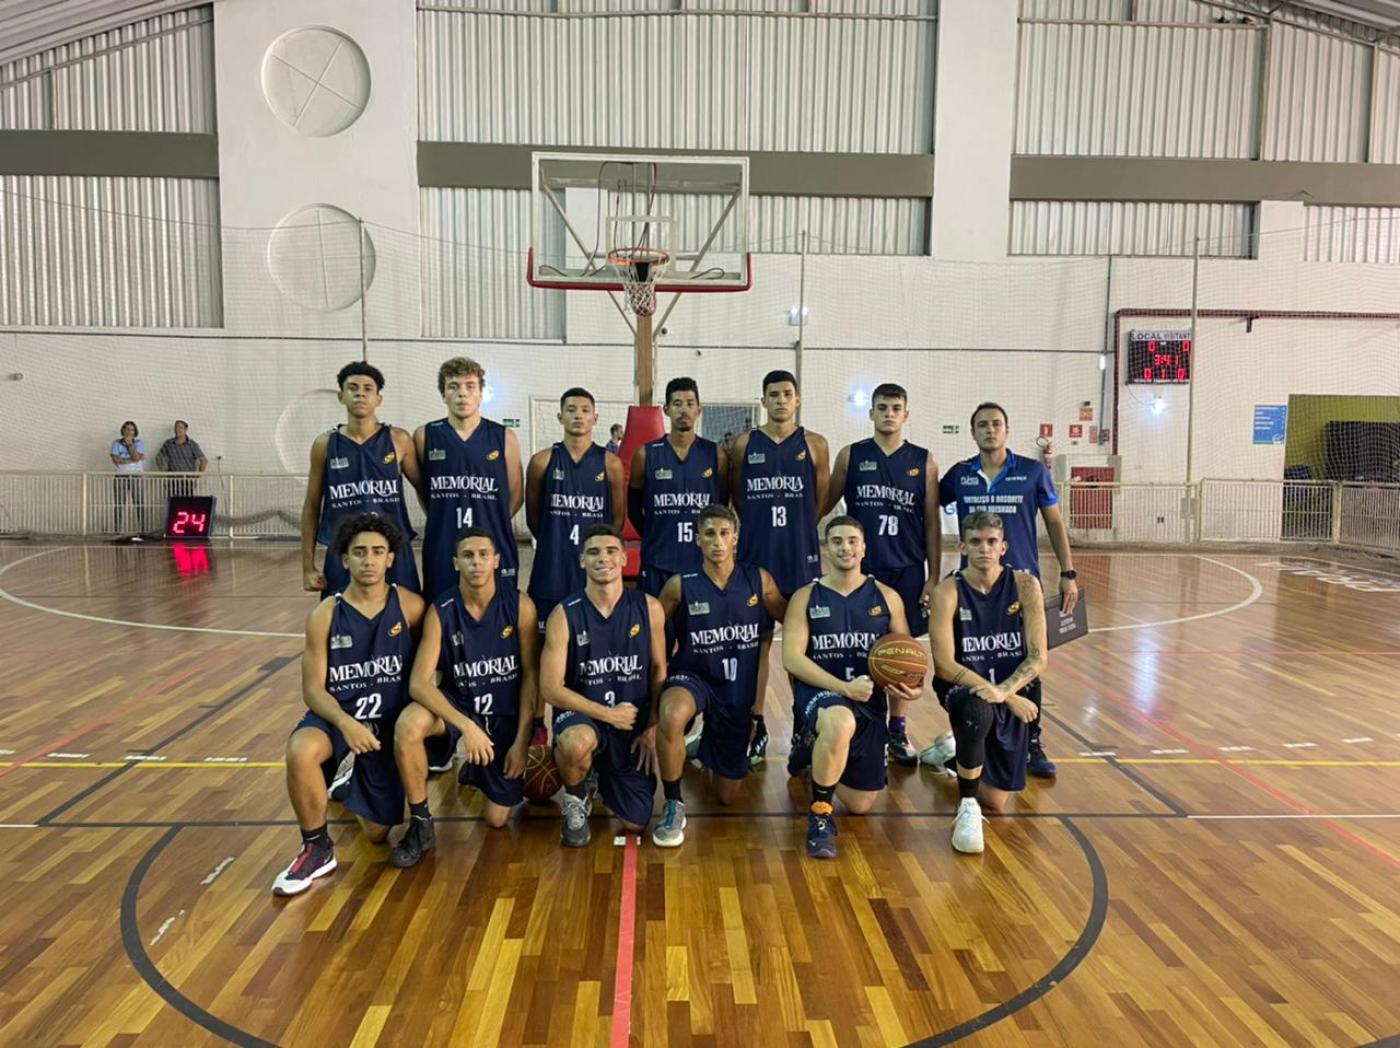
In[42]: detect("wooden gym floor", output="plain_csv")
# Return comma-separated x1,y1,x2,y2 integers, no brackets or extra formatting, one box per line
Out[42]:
0,541,1397,1047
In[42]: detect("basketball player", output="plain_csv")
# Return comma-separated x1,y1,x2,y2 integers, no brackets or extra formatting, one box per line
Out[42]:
731,369,830,763
301,362,423,599
628,377,727,598
783,517,921,859
931,402,1075,778
526,388,626,634
652,504,787,846
391,528,539,866
540,524,667,847
928,512,1047,854
273,513,425,896
417,357,524,600
826,382,939,766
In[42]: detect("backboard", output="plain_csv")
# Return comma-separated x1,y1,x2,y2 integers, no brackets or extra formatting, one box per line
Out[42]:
527,152,751,296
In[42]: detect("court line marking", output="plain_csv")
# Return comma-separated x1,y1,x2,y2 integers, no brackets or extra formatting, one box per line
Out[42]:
610,833,640,1048
1088,555,1263,632
0,547,302,638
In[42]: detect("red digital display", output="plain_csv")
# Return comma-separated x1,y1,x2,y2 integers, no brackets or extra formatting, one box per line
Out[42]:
164,496,216,539
1126,330,1192,384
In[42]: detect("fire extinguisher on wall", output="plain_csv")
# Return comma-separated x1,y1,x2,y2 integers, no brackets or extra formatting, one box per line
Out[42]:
1036,435,1054,471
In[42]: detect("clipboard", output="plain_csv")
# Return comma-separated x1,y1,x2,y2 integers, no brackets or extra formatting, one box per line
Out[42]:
1045,591,1088,649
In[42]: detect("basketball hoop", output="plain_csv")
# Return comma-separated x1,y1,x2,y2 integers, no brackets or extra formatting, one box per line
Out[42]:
607,246,671,316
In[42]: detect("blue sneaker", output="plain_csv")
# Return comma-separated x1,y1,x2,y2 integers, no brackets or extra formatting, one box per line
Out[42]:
787,730,814,778
805,805,838,859
1028,743,1057,778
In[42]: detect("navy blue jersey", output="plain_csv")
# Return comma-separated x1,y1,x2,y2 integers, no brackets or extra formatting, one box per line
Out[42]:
671,564,769,709
736,427,820,596
793,577,891,721
640,436,722,576
435,585,522,719
422,418,517,599
949,569,1028,688
528,443,611,604
938,451,1058,576
563,588,652,718
844,438,929,572
324,586,413,735
315,425,417,547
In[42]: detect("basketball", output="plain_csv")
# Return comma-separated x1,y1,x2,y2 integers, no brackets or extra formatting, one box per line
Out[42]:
523,743,563,804
867,633,929,690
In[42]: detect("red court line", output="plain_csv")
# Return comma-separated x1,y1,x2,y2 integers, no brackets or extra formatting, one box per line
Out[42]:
1105,650,1400,657
610,833,640,1048
1055,662,1400,870
0,650,226,782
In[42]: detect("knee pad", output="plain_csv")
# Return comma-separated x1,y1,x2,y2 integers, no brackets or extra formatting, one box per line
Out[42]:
946,685,992,770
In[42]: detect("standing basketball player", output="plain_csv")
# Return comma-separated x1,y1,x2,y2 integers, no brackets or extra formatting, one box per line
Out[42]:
628,377,727,597
932,402,1075,778
526,388,626,632
827,382,939,766
783,517,921,859
731,369,830,763
417,357,523,600
301,362,423,598
273,513,425,896
541,524,666,846
391,528,539,865
928,511,1047,854
652,504,787,846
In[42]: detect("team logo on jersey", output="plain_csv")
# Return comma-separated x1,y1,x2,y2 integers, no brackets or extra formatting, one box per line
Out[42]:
655,468,673,480
748,453,766,464
908,467,921,477
688,601,710,616
383,452,396,464
809,604,831,619
389,621,403,636
487,449,501,461
330,633,354,649
961,475,980,486
1007,602,1021,615
501,624,514,639
552,468,565,480
329,456,350,470
747,594,759,607
576,630,589,646
702,467,714,478
869,605,884,616
796,449,808,461
628,623,641,637
427,448,447,461
452,632,465,647
959,607,972,621
595,471,606,482
858,460,877,472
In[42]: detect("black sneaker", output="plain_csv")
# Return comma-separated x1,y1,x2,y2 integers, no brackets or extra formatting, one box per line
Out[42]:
1027,743,1058,778
271,841,336,896
389,816,436,868
887,729,918,766
747,720,769,767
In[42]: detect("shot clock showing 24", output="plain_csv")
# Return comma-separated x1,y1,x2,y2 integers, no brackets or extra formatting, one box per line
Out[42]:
164,496,217,539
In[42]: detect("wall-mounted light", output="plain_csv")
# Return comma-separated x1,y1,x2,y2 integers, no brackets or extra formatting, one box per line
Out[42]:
787,305,810,327
482,385,496,404
1098,353,1107,371
848,388,869,408
1151,396,1165,416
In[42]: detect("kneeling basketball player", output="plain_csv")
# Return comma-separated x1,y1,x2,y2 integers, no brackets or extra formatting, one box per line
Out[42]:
393,527,539,866
541,524,667,846
273,513,425,896
783,516,922,859
928,511,1047,854
652,504,787,847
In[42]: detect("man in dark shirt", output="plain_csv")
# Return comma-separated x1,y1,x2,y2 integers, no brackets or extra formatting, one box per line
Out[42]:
157,420,208,498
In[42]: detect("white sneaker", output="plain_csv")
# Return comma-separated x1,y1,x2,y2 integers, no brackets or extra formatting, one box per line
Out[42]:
920,732,957,770
951,797,985,854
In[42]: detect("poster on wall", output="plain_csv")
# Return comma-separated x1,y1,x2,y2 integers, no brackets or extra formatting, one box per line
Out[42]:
1253,405,1287,445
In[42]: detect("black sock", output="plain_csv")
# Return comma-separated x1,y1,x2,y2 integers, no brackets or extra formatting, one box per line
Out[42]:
565,779,588,800
300,824,330,848
663,777,683,802
811,781,836,810
957,773,981,800
409,799,431,822
889,715,907,735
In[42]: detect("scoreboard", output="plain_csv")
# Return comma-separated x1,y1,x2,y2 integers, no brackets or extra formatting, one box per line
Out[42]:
1126,329,1192,384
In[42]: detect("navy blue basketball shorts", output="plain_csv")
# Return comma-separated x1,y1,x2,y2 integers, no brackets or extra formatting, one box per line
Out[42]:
552,709,657,828
293,711,405,828
663,672,751,781
444,710,525,807
800,692,889,793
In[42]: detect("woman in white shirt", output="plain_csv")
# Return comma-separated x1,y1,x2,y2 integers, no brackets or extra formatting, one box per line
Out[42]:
110,420,145,535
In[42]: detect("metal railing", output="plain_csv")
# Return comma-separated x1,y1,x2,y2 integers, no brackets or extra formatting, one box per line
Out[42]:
2,472,1398,558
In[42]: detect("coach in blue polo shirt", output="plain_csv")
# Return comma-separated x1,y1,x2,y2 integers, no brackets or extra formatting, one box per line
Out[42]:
928,401,1078,778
